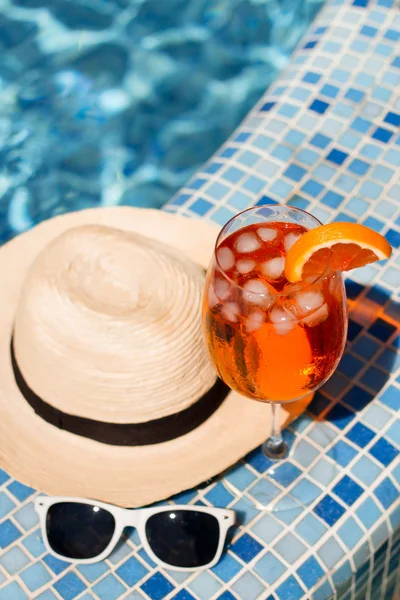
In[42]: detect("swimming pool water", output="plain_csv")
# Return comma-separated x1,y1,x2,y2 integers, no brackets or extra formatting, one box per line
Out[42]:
0,0,324,241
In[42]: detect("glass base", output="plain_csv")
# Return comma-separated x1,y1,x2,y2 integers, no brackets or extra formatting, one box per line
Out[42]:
262,436,289,460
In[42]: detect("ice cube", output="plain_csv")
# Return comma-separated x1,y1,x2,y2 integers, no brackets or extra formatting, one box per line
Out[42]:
221,302,240,323
301,303,329,326
295,290,324,316
246,310,265,333
237,259,256,275
261,256,285,280
208,285,219,309
236,232,261,253
284,232,302,253
269,307,295,335
214,278,231,301
257,227,277,242
217,246,235,272
284,281,304,297
243,279,274,306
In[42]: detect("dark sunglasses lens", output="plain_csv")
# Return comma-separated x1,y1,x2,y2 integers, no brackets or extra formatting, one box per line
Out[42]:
46,502,116,560
145,510,220,568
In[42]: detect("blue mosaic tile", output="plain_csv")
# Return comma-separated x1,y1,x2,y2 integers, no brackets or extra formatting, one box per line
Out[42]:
254,552,285,585
327,440,358,468
231,533,263,563
325,403,356,429
303,72,322,84
0,493,16,520
348,158,370,175
0,546,30,575
141,573,174,600
251,513,283,545
0,582,28,600
338,355,365,380
261,102,276,112
384,111,400,127
351,117,372,133
77,562,108,584
332,559,353,589
385,421,400,446
321,83,339,98
297,556,325,589
386,228,400,248
0,470,10,486
313,579,334,600
171,592,196,600
333,475,364,506
379,385,399,410
273,497,303,525
290,479,323,505
35,591,59,600
351,456,383,489
348,320,367,341
43,554,69,576
20,561,52,593
216,593,235,600
272,462,302,487
345,88,365,103
248,477,281,505
204,482,234,507
342,385,373,411
274,533,306,563
211,552,242,583
337,516,365,550
318,537,345,570
54,573,86,600
309,99,330,114
230,496,260,527
313,495,346,526
116,556,148,587
327,148,349,165
284,164,306,181
373,477,399,509
369,437,398,467
276,575,305,600
6,481,35,502
92,575,126,600
225,463,256,492
231,571,264,599
0,519,22,548
372,127,393,143
21,529,46,559
356,497,382,529
310,133,331,149
245,447,274,474
190,199,213,216
13,503,39,532
301,179,324,197
346,422,376,448
321,190,344,209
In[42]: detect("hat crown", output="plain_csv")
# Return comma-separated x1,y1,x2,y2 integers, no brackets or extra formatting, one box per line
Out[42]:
13,224,216,423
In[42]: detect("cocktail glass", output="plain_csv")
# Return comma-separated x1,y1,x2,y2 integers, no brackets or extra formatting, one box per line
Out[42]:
203,205,347,461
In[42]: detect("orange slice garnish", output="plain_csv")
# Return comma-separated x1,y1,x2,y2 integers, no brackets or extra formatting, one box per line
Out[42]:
285,222,392,282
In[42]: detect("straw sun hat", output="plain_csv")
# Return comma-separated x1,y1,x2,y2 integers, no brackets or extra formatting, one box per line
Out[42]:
0,207,311,507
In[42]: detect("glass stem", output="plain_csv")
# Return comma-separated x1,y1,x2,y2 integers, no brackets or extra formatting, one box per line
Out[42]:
262,402,289,460
270,403,283,445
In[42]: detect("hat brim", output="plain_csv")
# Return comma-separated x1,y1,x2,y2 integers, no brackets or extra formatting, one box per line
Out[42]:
0,207,312,507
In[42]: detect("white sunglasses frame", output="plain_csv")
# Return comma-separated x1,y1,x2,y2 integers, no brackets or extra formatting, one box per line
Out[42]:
34,496,236,572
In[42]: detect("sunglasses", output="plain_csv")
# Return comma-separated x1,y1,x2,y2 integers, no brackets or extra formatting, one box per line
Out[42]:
34,496,235,571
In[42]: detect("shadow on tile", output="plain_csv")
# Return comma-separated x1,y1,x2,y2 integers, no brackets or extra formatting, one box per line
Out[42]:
308,280,399,429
